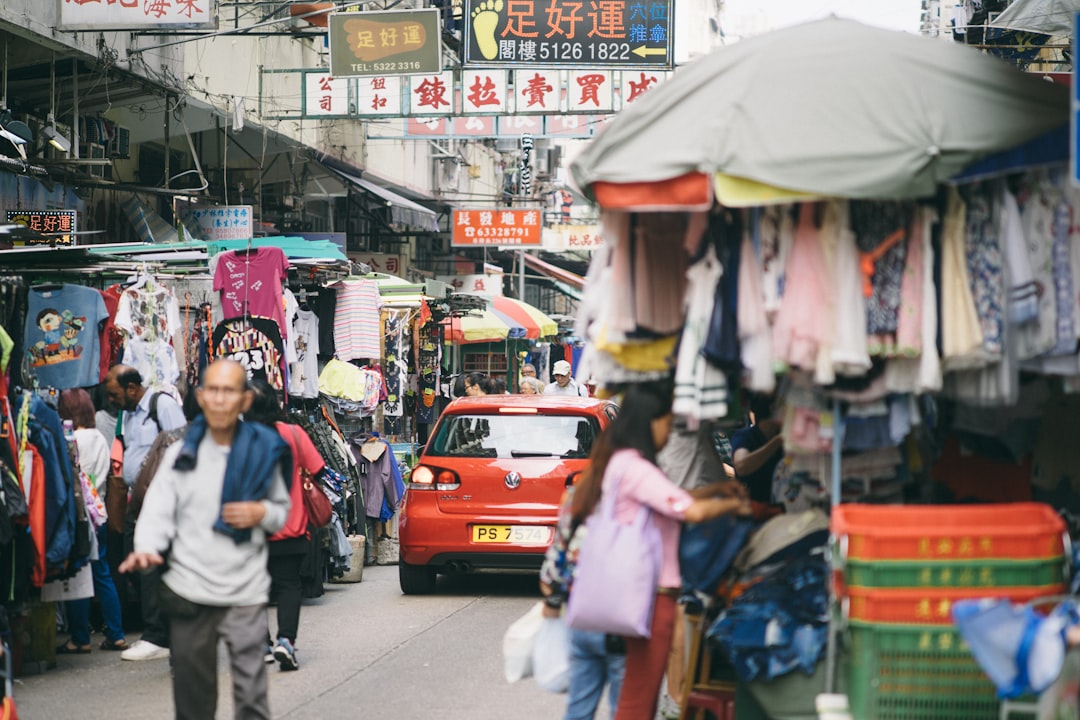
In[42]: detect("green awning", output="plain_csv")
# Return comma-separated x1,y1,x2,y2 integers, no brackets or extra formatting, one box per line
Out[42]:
206,235,346,261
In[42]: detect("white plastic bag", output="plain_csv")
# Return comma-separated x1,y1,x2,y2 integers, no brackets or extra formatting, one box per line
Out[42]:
532,616,571,693
503,601,544,683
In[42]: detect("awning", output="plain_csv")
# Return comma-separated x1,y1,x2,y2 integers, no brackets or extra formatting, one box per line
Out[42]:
205,236,347,262
521,253,586,290
443,310,510,344
331,170,439,233
491,296,558,339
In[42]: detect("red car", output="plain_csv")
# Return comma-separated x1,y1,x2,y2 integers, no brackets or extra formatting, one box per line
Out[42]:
399,394,618,594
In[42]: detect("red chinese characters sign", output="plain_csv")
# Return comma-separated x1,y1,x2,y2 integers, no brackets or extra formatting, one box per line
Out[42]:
452,209,543,247
464,0,673,68
6,210,77,246
60,0,216,29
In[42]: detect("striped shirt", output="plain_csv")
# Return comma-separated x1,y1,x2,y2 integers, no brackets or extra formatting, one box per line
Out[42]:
333,279,382,361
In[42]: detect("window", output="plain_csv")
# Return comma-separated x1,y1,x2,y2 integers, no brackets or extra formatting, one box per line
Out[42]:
463,352,508,374
428,413,600,459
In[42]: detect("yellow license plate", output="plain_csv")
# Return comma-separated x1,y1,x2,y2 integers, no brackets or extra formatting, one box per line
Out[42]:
472,525,553,545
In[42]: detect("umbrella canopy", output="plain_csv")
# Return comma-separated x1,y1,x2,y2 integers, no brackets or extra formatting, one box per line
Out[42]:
571,17,1068,203
491,296,558,339
991,0,1080,35
443,310,510,344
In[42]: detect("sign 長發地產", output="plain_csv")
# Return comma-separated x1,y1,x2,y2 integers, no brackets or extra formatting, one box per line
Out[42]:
452,208,543,247
330,9,443,77
463,0,673,68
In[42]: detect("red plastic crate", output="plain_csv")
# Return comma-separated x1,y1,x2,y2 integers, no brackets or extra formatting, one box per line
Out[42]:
843,584,1064,624
831,503,1065,561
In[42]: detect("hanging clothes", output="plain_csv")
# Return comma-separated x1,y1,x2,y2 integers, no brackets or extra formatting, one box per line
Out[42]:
1016,178,1058,360
941,187,987,369
114,277,182,388
348,435,402,521
332,279,383,361
851,201,911,344
772,203,832,375
673,243,728,423
211,316,286,391
382,312,410,419
288,307,321,399
212,246,290,332
964,185,1006,359
829,200,872,377
98,284,125,381
738,215,775,393
24,284,110,390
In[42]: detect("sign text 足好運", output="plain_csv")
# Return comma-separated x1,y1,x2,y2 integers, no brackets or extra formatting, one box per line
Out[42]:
330,9,443,77
463,0,673,68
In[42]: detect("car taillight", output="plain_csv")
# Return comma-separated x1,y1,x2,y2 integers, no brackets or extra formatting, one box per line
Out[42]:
411,466,435,488
410,465,460,491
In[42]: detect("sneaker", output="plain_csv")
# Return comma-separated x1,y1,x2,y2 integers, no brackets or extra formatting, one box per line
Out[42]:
273,638,298,671
656,693,681,720
264,644,276,664
120,639,170,662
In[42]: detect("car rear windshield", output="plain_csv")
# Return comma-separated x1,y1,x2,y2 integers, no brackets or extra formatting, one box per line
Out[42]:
427,413,601,459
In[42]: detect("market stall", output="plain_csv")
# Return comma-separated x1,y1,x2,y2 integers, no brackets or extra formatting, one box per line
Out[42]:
568,17,1072,720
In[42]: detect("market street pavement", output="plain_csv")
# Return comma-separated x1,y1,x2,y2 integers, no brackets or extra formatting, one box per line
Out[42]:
15,566,567,719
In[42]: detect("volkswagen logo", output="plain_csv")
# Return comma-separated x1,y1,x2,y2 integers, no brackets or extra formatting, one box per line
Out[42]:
504,471,522,489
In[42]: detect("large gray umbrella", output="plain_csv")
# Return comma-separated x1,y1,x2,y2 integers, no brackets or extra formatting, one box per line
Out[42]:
571,17,1068,202
990,0,1080,35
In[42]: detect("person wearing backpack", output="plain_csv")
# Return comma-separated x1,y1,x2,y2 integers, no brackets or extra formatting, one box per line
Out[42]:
104,364,186,661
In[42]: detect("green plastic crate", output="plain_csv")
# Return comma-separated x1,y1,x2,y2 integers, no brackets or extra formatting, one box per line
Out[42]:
845,621,999,720
844,556,1067,589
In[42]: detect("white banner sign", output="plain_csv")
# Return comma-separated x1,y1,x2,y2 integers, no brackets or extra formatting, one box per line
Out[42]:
59,0,217,29
437,274,504,296
543,224,604,252
189,205,253,241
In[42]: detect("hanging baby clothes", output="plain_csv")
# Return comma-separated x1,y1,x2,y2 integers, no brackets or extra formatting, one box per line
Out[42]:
759,204,794,316
212,246,290,332
348,435,402,522
283,288,299,366
332,278,382,361
1049,179,1076,357
964,185,1006,359
941,187,987,369
673,242,728,423
829,201,872,377
212,317,286,390
288,306,321,399
738,214,775,393
772,203,832,374
632,212,690,336
382,312,409,419
115,277,182,388
24,284,109,390
852,201,910,353
98,284,125,382
892,208,925,359
1017,178,1058,360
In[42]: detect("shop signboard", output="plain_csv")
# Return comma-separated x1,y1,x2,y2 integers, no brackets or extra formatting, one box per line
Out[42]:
58,0,218,29
5,210,77,246
437,273,505,296
350,252,406,275
463,0,673,68
542,223,603,251
329,9,442,78
452,208,543,247
188,205,253,241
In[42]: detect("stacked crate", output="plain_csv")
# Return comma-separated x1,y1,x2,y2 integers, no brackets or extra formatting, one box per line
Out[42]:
831,503,1068,720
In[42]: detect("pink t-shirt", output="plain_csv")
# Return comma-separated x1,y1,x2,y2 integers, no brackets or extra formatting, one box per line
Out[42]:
604,448,693,589
213,247,290,330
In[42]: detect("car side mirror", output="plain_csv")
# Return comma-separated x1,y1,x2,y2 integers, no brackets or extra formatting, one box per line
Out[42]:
565,471,581,489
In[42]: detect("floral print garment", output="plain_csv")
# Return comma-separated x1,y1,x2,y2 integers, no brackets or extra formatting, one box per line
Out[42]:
963,187,1005,357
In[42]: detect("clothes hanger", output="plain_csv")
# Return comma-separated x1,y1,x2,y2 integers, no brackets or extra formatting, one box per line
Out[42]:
30,281,64,292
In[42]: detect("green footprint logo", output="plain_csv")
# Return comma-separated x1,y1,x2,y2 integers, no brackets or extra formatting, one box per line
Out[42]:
472,0,503,60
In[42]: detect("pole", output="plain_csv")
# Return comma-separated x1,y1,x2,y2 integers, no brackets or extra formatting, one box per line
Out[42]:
824,396,844,694
518,250,525,300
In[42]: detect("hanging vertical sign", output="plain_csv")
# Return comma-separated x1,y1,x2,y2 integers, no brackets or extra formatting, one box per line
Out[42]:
520,133,534,197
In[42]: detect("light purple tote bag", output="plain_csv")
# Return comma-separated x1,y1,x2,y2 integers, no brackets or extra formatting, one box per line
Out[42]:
564,455,663,638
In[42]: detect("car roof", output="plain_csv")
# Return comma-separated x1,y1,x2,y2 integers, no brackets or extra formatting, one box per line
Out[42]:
442,395,612,414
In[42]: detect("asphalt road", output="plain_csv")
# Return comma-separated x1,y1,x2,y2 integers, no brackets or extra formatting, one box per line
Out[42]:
14,566,572,720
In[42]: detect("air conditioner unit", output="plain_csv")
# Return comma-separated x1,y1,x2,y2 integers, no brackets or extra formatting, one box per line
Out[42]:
108,126,131,159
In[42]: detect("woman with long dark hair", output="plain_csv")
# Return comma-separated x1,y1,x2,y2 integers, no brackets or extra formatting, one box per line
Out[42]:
244,381,327,671
570,383,750,720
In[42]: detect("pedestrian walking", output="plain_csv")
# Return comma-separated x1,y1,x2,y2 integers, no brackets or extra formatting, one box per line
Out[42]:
120,359,292,720
568,383,750,720
546,361,589,397
55,389,129,654
245,380,327,672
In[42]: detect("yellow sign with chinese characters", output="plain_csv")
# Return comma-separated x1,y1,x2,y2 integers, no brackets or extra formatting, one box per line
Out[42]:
329,9,443,77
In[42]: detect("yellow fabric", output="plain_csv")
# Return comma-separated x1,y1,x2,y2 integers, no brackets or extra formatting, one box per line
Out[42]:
594,327,677,371
713,173,821,208
318,358,368,402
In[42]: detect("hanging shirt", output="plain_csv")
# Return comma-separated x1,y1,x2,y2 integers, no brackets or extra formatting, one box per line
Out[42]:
213,247,290,332
99,284,125,382
114,280,182,388
289,308,321,399
212,316,286,391
332,279,382,361
25,284,109,390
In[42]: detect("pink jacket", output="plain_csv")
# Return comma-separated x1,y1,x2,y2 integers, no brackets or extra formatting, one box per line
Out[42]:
604,448,693,589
